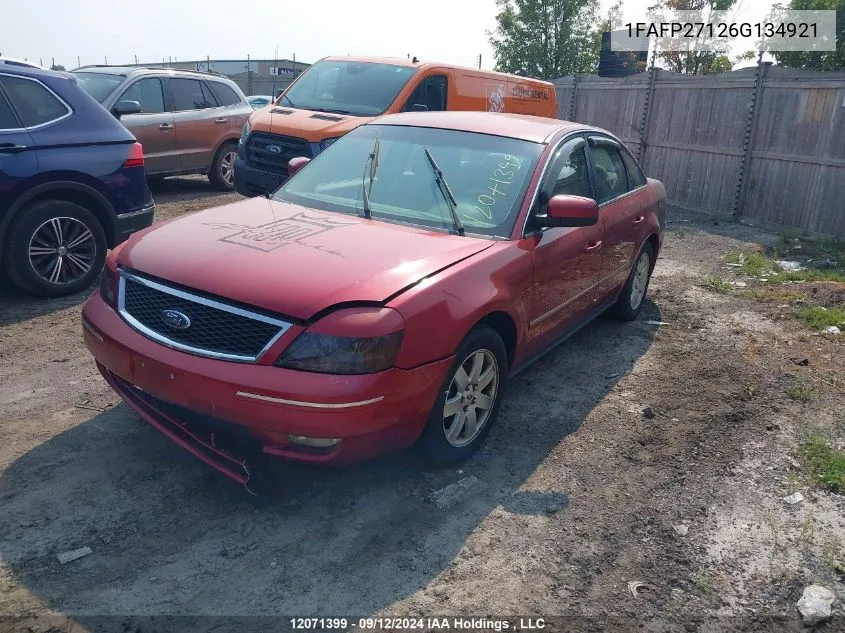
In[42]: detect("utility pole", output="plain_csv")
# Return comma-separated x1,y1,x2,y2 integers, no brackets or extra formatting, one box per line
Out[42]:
134,54,138,66
51,56,55,68
478,54,482,69
104,56,108,66
77,56,81,68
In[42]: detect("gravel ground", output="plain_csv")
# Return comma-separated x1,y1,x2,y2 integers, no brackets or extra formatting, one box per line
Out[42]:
0,177,842,633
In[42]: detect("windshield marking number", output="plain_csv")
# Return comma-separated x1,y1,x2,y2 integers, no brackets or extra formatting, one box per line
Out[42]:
474,154,522,220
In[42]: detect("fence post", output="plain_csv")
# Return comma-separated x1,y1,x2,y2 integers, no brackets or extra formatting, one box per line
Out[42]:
569,74,579,121
733,52,767,218
637,47,658,165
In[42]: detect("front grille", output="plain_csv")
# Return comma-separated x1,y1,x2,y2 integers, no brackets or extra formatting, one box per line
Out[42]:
245,132,312,175
118,272,291,362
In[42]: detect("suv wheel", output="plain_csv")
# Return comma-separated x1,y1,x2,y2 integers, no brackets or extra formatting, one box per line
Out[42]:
208,142,237,191
2,199,107,297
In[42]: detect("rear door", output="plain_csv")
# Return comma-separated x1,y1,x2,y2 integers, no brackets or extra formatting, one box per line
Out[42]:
113,76,176,174
166,77,225,172
0,78,37,218
586,135,649,299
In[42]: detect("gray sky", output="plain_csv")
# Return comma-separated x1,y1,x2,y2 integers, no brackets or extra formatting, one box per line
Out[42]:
4,0,774,70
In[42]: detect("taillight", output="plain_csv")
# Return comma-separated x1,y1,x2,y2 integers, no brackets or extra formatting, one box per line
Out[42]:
123,142,144,168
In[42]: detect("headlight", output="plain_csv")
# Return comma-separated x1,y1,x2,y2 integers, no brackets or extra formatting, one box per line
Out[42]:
319,136,340,151
99,267,116,308
274,330,403,374
239,120,251,145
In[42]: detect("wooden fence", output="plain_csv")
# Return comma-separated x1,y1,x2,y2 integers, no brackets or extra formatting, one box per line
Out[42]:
553,65,845,239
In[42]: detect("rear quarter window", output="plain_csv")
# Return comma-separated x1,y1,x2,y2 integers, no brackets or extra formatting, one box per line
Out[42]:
207,81,242,106
1,76,69,127
0,89,20,129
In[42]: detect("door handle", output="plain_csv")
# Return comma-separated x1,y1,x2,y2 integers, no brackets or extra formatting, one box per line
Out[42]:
633,215,645,225
214,117,227,124
0,143,27,154
585,240,603,252
159,123,174,130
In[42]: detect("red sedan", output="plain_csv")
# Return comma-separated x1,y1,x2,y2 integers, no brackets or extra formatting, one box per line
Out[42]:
82,111,666,496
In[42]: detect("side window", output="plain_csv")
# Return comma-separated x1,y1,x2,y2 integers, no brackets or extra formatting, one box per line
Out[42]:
550,139,591,199
0,88,20,129
402,75,448,112
1,76,68,127
588,138,630,204
200,82,219,107
206,81,241,106
118,78,165,114
170,78,215,110
620,145,647,188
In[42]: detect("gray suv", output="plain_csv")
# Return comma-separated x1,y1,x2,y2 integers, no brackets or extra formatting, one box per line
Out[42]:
71,66,252,190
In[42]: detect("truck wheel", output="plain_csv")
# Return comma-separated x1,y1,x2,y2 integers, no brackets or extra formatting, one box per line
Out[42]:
416,326,508,465
208,142,237,191
2,199,107,297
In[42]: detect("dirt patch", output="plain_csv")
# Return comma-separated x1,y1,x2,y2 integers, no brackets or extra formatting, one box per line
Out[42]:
0,197,843,631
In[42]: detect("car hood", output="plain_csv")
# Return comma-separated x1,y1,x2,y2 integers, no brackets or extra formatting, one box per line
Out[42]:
117,197,494,320
250,106,373,141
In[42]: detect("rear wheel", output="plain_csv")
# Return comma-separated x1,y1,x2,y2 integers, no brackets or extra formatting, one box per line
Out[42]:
208,142,237,191
416,326,508,464
610,242,654,321
2,199,107,297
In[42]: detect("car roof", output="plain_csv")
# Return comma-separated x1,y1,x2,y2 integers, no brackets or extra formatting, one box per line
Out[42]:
320,56,555,87
372,111,595,144
71,65,232,81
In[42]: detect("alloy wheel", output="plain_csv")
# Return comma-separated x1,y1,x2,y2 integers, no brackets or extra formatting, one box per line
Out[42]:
27,216,96,286
629,251,651,310
442,349,499,447
221,151,237,186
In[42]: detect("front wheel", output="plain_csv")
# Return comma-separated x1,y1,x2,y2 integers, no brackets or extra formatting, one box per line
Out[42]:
610,242,654,321
208,142,237,191
416,326,508,465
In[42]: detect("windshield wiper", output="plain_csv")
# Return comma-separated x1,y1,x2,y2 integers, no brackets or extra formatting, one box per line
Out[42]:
280,94,296,108
423,147,464,236
361,137,381,219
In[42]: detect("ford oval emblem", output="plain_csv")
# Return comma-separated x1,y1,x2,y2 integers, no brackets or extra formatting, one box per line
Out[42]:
265,145,282,154
161,309,191,330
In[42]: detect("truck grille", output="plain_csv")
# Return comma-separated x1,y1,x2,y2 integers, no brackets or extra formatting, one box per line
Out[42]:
245,132,312,175
118,271,292,362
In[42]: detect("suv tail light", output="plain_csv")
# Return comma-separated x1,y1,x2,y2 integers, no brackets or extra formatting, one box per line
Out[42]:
123,142,144,168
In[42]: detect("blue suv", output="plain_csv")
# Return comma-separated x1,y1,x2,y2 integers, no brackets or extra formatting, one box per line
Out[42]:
0,62,154,297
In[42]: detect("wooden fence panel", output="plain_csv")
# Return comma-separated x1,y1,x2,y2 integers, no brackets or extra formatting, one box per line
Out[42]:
552,66,845,239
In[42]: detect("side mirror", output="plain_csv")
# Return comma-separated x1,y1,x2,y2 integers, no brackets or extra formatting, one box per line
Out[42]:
288,156,311,176
113,100,142,118
537,194,599,228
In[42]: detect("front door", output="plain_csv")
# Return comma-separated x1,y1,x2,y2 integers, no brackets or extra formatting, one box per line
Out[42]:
166,77,224,172
524,136,605,348
114,77,177,175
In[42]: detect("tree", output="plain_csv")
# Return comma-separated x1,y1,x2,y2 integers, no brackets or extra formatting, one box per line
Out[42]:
648,0,739,74
772,0,845,70
709,55,734,72
50,64,66,71
487,0,606,79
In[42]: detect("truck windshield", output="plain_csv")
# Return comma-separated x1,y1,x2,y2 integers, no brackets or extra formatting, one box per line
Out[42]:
274,124,542,238
72,72,125,103
281,60,416,116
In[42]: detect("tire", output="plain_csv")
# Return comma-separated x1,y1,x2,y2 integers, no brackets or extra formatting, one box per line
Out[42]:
2,199,107,298
208,142,237,191
610,241,654,321
416,325,508,465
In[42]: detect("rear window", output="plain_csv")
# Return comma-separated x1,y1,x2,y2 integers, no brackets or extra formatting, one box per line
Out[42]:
72,71,124,103
170,78,216,110
1,76,69,127
0,89,19,129
207,81,241,106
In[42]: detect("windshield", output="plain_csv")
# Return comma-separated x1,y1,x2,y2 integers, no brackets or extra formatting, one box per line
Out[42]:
273,125,543,238
72,72,125,103
281,60,416,116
